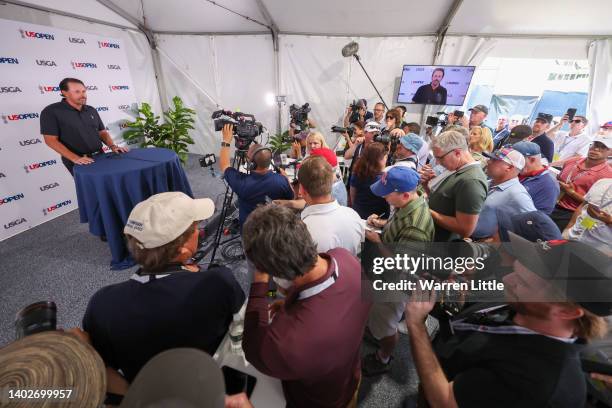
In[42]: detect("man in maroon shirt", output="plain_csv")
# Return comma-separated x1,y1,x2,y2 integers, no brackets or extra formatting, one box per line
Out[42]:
241,205,371,408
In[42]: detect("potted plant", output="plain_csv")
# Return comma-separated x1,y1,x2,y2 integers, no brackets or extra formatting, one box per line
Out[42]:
123,96,196,164
268,130,293,155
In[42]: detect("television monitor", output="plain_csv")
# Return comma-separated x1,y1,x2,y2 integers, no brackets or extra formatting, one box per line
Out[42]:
397,65,476,106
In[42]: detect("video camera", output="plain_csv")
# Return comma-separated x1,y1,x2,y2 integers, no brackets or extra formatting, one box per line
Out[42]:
15,301,57,339
348,99,366,124
289,103,311,132
212,109,263,150
426,110,464,129
331,125,354,138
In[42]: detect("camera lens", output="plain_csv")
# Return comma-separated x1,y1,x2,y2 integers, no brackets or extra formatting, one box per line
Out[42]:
15,301,57,339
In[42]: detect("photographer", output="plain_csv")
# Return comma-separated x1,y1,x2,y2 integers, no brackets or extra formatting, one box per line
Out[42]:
341,120,365,153
391,133,423,170
220,124,294,227
405,234,611,408
343,98,373,127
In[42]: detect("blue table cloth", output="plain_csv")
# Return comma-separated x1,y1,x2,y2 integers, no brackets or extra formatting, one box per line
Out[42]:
74,148,193,270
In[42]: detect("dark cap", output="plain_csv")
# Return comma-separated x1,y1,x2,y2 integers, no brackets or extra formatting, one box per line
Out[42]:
120,348,224,408
469,105,489,115
535,112,553,124
508,124,533,141
512,141,541,157
505,232,612,316
498,211,561,243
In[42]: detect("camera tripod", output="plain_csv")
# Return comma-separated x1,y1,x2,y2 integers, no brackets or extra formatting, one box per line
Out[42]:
208,148,248,266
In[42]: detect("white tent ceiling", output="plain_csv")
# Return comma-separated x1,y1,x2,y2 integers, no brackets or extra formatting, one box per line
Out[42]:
5,0,612,37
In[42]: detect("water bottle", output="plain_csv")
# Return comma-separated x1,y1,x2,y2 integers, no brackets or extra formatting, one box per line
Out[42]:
229,313,244,355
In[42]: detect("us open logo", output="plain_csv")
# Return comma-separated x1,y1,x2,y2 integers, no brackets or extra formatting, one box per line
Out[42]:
0,57,19,64
39,85,60,94
109,85,129,92
0,87,22,93
19,138,42,146
4,217,27,230
43,199,72,216
71,61,97,69
36,60,57,67
96,106,109,112
0,193,24,206
19,29,55,41
2,113,39,124
98,41,120,49
23,159,57,173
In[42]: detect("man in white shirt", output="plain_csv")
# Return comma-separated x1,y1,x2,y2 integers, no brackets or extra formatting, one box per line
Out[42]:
298,156,365,255
546,114,592,167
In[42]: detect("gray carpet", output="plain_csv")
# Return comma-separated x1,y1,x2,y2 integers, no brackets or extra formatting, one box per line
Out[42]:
0,153,418,407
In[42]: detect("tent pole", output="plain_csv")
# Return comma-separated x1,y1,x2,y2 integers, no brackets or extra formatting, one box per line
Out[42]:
96,0,169,112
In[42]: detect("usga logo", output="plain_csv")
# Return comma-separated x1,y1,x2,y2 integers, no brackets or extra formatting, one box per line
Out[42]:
96,106,109,112
19,138,42,146
118,104,131,110
0,57,19,64
0,87,22,93
109,85,129,92
71,61,97,69
86,85,98,91
43,199,72,215
0,172,5,178
23,159,57,173
69,37,86,44
39,85,60,94
36,60,57,67
4,218,27,230
19,29,55,40
40,182,60,192
98,41,120,49
2,113,39,123
0,193,24,206
107,64,121,70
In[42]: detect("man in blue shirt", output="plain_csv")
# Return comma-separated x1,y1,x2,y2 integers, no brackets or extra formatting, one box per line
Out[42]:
530,113,555,164
219,124,294,227
472,147,536,239
512,141,560,215
492,115,510,149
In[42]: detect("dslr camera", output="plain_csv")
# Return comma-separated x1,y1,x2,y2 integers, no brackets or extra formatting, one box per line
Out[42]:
426,110,464,129
348,99,366,124
331,125,354,138
289,103,311,132
212,110,263,150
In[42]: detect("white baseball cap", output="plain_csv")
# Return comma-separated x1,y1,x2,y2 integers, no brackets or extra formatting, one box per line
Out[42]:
364,121,381,133
124,192,214,249
483,147,526,171
592,135,612,149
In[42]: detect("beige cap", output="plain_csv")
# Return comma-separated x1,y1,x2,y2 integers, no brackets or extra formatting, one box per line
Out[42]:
124,192,214,249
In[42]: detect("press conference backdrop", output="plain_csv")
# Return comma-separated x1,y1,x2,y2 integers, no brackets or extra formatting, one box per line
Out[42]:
0,18,139,241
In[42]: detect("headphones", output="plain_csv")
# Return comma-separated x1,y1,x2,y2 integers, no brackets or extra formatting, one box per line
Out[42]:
249,146,272,171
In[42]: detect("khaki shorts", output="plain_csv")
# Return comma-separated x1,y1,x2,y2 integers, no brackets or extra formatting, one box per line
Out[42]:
367,301,406,339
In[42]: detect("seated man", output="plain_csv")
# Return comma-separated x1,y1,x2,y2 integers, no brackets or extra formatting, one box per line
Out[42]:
83,192,245,383
298,155,364,255
472,147,536,239
362,166,434,376
513,141,560,215
242,205,371,408
406,233,611,408
551,136,612,231
219,124,294,227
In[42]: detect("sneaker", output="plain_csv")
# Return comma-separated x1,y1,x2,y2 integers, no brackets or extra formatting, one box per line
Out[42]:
362,352,392,377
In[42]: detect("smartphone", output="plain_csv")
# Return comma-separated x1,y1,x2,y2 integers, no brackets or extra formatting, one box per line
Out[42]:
566,108,577,122
222,366,257,398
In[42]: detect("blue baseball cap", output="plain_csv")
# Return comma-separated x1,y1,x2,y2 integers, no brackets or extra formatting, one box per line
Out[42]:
512,141,541,157
399,133,424,155
370,166,420,196
498,211,561,242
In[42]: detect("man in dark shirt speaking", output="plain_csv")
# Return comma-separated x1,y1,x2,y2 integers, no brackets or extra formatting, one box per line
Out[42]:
412,67,448,105
40,77,128,175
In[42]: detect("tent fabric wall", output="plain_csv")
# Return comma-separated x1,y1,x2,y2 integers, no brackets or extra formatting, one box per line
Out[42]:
279,35,436,147
588,39,612,133
154,34,276,155
0,3,162,120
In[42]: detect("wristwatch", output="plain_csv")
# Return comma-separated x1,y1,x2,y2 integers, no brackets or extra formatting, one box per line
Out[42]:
221,142,231,147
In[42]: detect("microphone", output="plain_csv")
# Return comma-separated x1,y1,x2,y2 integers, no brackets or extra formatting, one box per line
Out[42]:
341,41,359,58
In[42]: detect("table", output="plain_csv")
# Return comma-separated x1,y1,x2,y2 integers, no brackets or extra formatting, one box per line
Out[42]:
73,148,193,270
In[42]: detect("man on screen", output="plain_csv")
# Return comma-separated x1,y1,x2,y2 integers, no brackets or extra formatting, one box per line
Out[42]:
412,67,447,105
40,77,128,176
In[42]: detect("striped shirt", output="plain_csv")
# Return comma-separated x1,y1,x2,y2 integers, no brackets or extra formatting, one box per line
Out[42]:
382,195,434,243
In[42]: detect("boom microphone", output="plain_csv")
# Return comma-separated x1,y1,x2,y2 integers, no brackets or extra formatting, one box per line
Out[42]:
341,41,359,58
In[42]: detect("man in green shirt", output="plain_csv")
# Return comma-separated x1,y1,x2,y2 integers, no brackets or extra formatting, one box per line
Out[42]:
363,166,434,376
424,130,488,241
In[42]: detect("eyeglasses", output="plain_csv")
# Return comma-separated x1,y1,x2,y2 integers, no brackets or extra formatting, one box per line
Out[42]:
434,149,456,160
571,120,583,124
385,116,394,120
